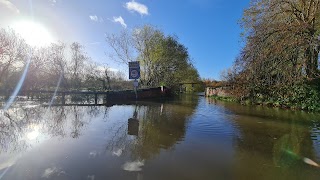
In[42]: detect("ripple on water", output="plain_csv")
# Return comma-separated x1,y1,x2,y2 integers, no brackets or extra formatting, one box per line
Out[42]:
187,104,239,139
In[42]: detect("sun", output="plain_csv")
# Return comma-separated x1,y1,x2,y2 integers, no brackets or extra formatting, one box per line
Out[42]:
26,125,40,140
11,20,54,47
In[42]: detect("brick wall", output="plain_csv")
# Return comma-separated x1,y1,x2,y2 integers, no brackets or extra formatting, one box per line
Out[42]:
205,87,230,97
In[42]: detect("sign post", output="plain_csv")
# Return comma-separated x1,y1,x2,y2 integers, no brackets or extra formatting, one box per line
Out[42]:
129,61,140,79
129,61,140,100
133,79,138,99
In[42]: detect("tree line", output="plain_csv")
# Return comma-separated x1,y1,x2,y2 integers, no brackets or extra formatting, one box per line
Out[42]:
0,28,129,94
106,25,201,89
0,25,201,96
223,0,320,110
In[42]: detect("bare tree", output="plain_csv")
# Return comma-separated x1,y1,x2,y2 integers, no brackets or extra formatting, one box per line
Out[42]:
0,28,28,91
106,30,135,64
47,42,68,89
68,42,89,90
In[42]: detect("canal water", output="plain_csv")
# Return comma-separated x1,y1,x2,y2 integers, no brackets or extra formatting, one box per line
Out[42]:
1,95,320,180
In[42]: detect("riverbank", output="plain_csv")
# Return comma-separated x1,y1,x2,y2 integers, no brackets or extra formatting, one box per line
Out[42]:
209,94,320,112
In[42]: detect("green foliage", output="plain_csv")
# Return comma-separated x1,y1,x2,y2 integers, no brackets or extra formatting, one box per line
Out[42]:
107,25,200,89
223,0,320,112
210,95,237,102
284,84,320,111
240,83,320,111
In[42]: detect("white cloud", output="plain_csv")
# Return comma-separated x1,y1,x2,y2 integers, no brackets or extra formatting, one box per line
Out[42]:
89,15,103,22
125,0,148,16
42,167,58,178
89,15,98,22
122,160,144,172
89,151,98,158
113,16,127,28
112,148,123,157
0,0,20,13
42,167,66,178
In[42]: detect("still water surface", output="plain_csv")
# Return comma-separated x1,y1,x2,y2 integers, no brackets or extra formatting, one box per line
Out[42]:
1,95,320,180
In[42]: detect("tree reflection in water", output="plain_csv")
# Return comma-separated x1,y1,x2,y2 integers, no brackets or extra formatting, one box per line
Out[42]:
0,103,110,154
105,95,199,162
207,98,320,179
0,96,200,179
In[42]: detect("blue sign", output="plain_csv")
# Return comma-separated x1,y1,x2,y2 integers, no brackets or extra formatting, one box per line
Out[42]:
129,61,140,79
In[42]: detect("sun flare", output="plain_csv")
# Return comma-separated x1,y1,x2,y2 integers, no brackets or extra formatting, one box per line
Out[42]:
27,130,40,140
26,125,40,140
12,20,54,47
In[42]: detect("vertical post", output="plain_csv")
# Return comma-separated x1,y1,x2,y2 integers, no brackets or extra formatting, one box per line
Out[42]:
62,92,65,105
104,91,108,104
133,79,138,100
95,93,98,105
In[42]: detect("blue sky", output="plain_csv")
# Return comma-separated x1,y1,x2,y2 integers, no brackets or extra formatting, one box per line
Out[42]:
0,0,250,80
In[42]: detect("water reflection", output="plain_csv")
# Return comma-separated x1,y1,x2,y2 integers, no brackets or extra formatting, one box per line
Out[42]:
0,103,108,153
105,97,198,163
1,96,320,179
207,98,320,179
128,106,139,136
0,95,199,179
